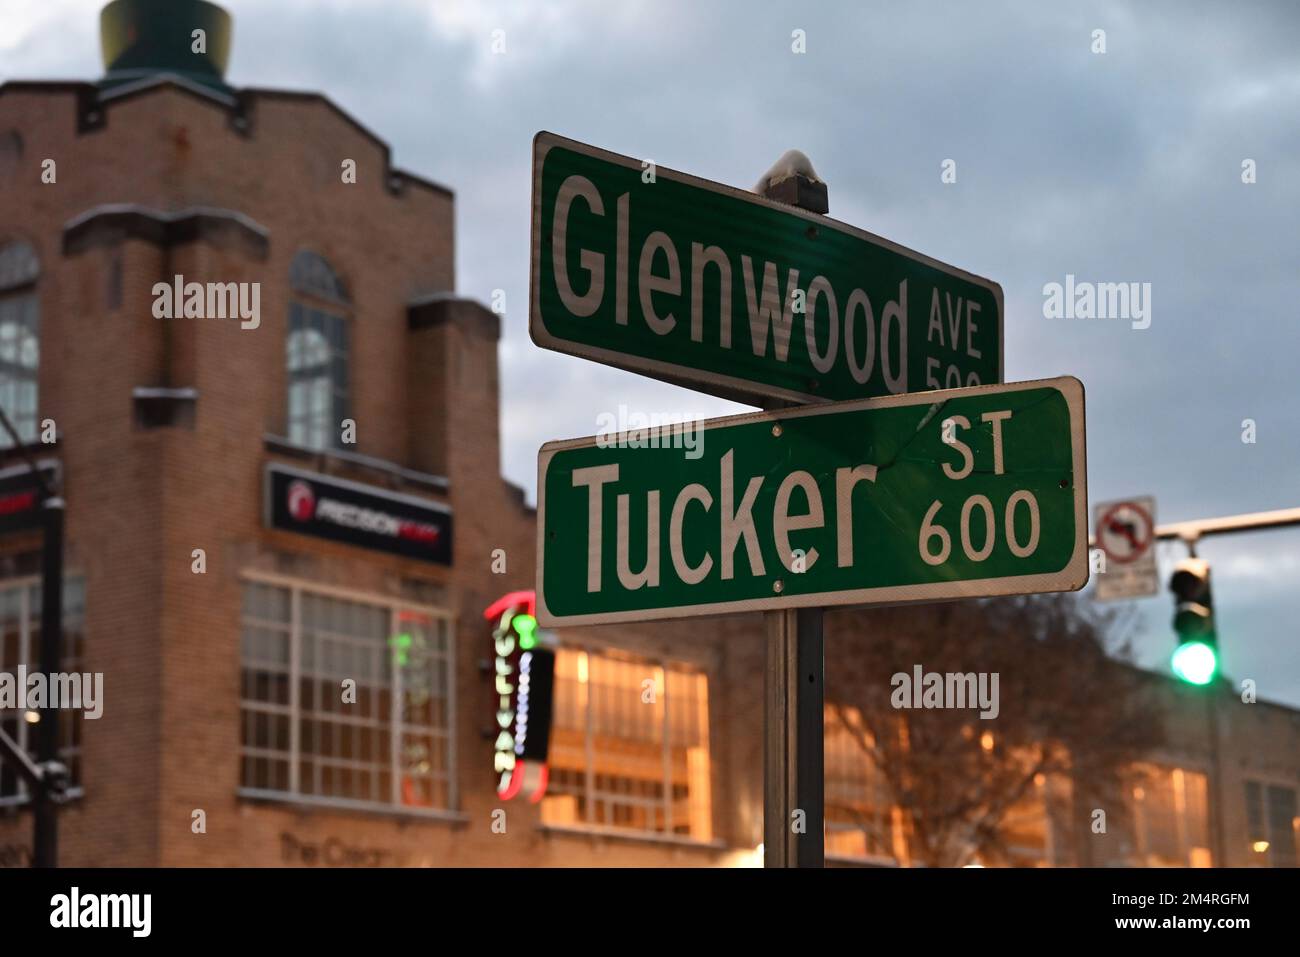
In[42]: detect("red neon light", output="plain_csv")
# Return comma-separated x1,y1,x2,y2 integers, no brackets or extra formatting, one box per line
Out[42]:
487,590,545,803
528,763,549,804
483,590,535,621
498,762,524,801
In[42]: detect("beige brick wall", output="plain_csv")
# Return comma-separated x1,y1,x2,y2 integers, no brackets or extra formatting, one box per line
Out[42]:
0,79,749,867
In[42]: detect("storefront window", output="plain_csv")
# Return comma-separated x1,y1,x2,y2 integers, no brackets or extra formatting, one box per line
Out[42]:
239,578,454,813
0,575,86,803
541,648,712,840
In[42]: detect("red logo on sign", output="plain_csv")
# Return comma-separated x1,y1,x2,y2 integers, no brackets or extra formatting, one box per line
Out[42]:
0,490,37,516
287,480,316,521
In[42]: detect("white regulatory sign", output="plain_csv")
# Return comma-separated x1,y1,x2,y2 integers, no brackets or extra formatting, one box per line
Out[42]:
1093,496,1158,601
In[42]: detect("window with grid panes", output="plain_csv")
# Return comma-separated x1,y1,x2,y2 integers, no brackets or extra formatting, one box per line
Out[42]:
0,240,40,448
0,575,86,803
286,250,349,452
239,579,454,812
540,647,712,840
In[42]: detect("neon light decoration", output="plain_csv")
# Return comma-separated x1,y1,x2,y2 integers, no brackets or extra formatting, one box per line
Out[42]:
483,591,555,802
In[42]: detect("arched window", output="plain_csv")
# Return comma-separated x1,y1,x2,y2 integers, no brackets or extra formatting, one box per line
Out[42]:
287,251,349,451
0,241,40,448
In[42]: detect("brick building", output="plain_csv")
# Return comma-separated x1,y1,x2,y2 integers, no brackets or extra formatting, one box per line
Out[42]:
0,0,774,869
0,0,1296,869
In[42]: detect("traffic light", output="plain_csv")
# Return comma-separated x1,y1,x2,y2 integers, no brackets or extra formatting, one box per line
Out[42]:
1169,557,1219,685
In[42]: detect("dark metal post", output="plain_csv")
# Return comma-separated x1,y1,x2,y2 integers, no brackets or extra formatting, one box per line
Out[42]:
759,153,827,867
764,608,824,867
33,495,64,868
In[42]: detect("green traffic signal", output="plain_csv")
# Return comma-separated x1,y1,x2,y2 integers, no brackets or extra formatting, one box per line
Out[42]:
1168,557,1219,686
1171,639,1218,685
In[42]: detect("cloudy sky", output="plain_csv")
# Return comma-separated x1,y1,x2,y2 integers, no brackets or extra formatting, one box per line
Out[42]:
4,0,1298,701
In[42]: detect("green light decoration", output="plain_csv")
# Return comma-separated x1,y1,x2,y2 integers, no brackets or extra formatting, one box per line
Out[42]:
389,632,414,666
514,614,539,650
1171,640,1218,686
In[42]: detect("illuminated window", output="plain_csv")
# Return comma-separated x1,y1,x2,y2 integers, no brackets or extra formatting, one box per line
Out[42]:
0,240,39,448
1126,764,1211,867
238,579,454,813
287,250,349,451
824,705,902,862
1245,780,1297,868
824,708,1074,867
997,772,1072,867
541,648,712,840
0,574,86,804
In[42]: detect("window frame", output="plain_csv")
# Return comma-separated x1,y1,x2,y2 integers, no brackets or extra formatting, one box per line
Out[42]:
1125,762,1213,867
823,703,908,866
286,250,350,453
236,571,462,822
0,239,41,449
540,644,716,844
1244,777,1299,868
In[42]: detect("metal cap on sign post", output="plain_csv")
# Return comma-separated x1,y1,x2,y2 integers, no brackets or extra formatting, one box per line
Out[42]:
758,153,825,869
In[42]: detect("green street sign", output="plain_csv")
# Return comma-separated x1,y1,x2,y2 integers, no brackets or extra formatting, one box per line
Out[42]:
530,131,1004,406
536,377,1087,626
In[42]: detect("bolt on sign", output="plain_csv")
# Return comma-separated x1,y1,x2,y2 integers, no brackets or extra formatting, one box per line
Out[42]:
536,377,1088,626
530,132,1004,406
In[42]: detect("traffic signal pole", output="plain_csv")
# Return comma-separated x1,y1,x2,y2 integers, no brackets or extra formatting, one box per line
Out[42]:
1134,507,1300,869
1090,506,1300,550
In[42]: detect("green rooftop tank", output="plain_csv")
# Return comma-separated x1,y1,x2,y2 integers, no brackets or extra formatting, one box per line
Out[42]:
100,0,233,93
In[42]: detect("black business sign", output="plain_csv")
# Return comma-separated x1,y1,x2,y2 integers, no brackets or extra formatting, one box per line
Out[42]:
514,646,555,764
265,464,452,565
0,461,59,535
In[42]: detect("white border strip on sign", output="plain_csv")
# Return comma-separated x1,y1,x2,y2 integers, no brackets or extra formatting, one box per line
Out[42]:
528,130,1006,405
535,376,1087,627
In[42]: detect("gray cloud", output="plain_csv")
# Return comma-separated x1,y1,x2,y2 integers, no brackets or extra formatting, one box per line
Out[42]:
9,0,1299,700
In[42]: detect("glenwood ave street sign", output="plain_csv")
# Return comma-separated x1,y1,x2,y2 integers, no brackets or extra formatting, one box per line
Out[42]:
536,377,1088,626
530,132,1004,405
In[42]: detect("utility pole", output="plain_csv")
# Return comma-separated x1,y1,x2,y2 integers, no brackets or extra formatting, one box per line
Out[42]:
758,150,828,868
0,407,65,867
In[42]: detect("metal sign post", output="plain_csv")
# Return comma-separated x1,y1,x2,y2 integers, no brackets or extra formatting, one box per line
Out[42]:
760,157,826,868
